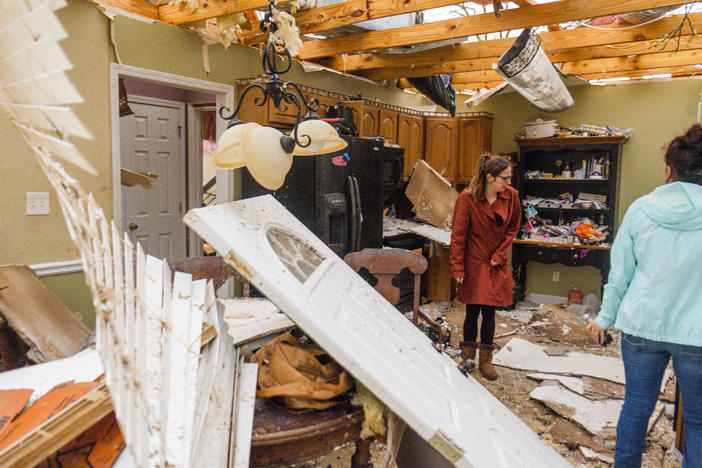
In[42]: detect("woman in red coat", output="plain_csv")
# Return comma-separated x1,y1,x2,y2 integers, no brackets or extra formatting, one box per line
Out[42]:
449,154,521,380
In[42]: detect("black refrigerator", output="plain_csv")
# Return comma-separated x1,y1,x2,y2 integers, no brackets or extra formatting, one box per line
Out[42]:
241,136,386,258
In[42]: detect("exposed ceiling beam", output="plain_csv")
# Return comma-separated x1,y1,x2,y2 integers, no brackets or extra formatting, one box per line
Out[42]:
449,47,702,83
297,0,690,60
158,0,293,25
87,0,159,20
294,0,474,35
512,0,539,6
556,47,702,75
360,34,702,80
318,13,702,72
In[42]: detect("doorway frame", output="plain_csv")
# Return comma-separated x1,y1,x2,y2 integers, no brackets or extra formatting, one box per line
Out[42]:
122,94,187,258
110,63,235,255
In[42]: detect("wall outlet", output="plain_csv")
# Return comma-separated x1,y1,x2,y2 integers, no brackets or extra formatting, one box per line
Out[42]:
552,270,560,282
26,192,50,215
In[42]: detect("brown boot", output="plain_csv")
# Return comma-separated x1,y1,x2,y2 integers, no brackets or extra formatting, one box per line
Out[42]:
478,343,498,381
459,341,477,372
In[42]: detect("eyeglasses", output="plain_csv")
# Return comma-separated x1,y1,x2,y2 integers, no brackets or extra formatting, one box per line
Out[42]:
496,175,512,181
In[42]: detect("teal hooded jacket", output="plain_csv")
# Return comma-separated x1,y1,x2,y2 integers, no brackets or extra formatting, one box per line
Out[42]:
595,182,702,346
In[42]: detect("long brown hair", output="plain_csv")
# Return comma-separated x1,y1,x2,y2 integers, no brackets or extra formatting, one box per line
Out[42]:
466,154,513,200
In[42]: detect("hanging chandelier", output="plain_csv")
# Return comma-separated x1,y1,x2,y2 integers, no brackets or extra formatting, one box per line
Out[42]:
214,0,347,190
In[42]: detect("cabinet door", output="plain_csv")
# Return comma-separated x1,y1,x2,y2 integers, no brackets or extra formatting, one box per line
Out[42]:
457,116,492,184
424,117,457,183
267,94,303,126
378,109,398,144
360,105,380,137
397,113,424,180
235,85,268,125
314,94,340,119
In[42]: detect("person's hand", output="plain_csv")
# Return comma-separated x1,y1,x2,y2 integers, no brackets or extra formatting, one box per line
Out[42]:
455,276,464,284
586,320,606,345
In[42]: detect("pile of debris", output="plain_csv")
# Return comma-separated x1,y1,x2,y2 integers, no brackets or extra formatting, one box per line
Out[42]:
421,300,680,467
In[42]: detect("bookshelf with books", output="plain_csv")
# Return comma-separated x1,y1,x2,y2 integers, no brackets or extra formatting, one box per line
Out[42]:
511,136,627,296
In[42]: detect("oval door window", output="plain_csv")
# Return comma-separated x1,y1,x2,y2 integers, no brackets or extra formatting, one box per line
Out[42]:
266,228,325,283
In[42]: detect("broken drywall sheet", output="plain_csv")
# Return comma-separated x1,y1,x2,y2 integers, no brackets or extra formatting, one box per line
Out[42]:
405,160,459,230
550,418,613,457
0,349,103,406
530,383,664,439
221,298,294,347
527,373,584,395
383,217,451,247
528,304,591,346
231,360,258,468
184,195,571,468
0,264,90,363
494,338,626,384
579,446,615,464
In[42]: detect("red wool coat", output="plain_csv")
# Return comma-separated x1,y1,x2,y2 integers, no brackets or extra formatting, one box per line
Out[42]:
449,186,522,306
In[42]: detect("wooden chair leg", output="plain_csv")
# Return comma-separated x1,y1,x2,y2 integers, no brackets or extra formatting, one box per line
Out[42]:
351,437,373,468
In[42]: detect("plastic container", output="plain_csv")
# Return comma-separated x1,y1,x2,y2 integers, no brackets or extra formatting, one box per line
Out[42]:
524,120,557,138
568,285,583,305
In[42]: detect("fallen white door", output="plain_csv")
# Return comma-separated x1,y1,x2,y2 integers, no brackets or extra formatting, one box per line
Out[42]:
184,195,569,468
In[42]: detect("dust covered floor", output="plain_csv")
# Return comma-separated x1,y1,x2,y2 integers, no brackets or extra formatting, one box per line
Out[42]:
283,300,682,468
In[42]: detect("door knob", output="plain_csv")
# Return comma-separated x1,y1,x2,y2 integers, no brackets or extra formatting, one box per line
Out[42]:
128,223,138,231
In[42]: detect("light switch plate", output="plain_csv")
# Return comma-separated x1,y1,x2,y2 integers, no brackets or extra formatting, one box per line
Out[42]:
26,192,50,215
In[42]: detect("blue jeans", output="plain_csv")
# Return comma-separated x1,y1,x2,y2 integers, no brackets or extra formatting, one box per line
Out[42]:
616,333,702,468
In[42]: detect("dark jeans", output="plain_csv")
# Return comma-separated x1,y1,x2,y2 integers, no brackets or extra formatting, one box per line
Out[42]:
463,304,496,345
616,333,702,468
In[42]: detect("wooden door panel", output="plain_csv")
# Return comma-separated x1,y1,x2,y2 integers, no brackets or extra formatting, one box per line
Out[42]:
424,117,457,183
379,109,398,144
398,114,424,180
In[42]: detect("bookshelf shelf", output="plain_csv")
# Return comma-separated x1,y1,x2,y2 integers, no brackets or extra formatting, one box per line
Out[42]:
513,136,626,297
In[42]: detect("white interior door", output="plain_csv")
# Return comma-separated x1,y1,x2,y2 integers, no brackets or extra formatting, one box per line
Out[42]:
184,195,570,468
121,96,186,262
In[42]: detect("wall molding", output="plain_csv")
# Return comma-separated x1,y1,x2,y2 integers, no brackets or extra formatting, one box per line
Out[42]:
30,260,84,277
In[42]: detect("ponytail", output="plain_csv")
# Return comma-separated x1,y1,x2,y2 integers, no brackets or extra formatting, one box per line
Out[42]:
466,154,512,200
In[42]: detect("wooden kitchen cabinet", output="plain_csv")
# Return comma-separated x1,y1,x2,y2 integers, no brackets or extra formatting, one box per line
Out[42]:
456,113,493,185
378,109,398,144
424,116,458,183
344,100,381,137
235,84,268,125
397,113,424,180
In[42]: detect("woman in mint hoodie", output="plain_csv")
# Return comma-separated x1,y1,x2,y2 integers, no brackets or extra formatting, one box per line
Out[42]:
586,124,702,468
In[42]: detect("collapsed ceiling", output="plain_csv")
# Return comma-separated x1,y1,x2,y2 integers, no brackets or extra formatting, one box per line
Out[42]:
91,0,702,94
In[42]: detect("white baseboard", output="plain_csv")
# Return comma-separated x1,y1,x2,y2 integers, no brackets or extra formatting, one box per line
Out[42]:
525,292,567,305
29,260,83,277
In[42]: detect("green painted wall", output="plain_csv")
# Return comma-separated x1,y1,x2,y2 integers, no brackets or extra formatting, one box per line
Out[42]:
0,1,430,329
466,79,702,298
40,272,95,329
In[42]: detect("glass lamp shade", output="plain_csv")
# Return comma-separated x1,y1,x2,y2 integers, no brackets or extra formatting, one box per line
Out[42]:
292,119,348,156
241,124,293,191
213,123,255,169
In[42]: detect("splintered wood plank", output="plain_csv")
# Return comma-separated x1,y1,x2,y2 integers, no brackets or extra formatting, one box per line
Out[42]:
163,271,193,466
527,373,584,395
191,280,220,460
134,242,148,466
191,292,236,467
297,0,690,59
184,279,206,465
120,232,138,458
221,298,294,346
0,382,113,468
143,255,167,466
0,264,89,362
231,361,258,468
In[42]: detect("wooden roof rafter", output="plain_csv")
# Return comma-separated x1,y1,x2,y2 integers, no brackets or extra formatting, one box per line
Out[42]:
318,12,702,73
297,0,692,59
359,34,702,81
